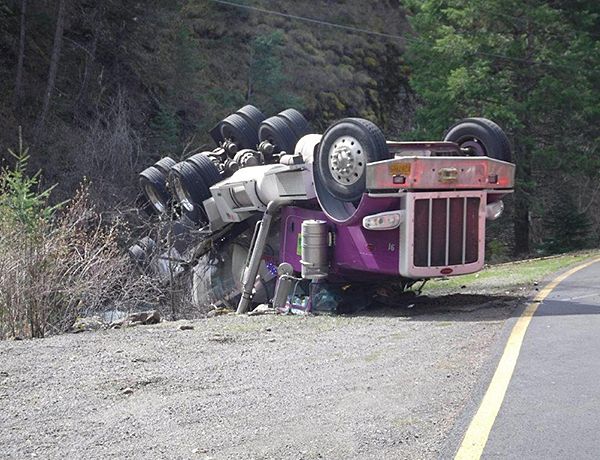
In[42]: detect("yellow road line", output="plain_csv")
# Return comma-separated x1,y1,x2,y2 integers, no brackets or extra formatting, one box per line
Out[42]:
455,257,600,460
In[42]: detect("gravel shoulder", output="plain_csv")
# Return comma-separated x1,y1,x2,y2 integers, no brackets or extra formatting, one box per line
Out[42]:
0,295,517,460
3,253,595,459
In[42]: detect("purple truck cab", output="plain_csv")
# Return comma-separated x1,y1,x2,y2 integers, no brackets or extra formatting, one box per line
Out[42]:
280,152,514,283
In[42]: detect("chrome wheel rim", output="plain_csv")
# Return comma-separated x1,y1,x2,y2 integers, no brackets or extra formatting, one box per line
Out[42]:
327,136,365,186
172,176,194,212
145,184,166,213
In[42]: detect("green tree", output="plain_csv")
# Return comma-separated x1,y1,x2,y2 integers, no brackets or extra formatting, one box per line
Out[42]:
0,133,60,233
406,0,600,254
542,192,591,254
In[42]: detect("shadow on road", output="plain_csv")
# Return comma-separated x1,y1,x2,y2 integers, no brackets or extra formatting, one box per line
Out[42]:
529,298,600,317
354,292,600,322
348,293,523,322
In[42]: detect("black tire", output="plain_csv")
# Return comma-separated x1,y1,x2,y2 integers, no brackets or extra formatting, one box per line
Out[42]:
258,115,298,154
219,113,259,150
237,105,266,132
153,156,176,175
170,220,193,253
169,161,211,224
139,166,171,214
136,193,158,216
315,117,389,203
443,118,512,162
183,205,203,226
187,153,221,187
278,108,310,139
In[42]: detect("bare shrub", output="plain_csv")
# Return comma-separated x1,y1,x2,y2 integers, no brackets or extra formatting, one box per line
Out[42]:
128,212,202,321
0,135,158,339
78,90,144,206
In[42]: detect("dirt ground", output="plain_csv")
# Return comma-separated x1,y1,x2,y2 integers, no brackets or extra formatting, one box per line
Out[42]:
0,295,519,460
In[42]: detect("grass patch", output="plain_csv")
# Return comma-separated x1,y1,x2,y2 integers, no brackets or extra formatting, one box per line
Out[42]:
425,251,598,294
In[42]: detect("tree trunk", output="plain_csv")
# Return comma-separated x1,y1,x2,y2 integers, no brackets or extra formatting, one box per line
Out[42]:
513,140,532,255
13,0,27,117
512,20,535,256
513,186,531,255
33,0,67,145
74,2,100,121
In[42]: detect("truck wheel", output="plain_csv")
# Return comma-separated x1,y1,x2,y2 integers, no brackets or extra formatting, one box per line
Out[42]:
237,105,266,132
153,156,176,175
315,118,389,203
138,236,157,255
443,118,512,162
278,108,310,139
258,115,298,154
220,113,259,150
129,236,157,267
139,165,171,214
137,193,158,216
169,161,211,224
187,153,222,186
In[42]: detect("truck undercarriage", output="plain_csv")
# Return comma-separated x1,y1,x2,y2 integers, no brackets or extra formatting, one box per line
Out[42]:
131,107,515,314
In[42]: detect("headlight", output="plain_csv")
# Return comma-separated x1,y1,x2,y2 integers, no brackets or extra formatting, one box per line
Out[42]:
363,210,405,230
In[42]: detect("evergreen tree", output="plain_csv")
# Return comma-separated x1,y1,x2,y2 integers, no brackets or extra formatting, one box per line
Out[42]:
543,193,591,253
406,0,600,254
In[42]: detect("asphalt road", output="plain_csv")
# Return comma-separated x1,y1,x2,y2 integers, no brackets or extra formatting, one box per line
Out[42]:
457,259,600,459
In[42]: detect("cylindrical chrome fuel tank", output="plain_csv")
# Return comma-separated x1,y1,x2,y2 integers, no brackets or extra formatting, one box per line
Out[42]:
300,220,329,280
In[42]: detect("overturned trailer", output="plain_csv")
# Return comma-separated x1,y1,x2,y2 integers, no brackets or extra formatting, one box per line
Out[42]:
134,106,515,314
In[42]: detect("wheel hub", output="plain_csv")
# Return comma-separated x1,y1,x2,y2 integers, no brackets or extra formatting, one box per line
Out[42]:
460,138,486,156
328,136,365,185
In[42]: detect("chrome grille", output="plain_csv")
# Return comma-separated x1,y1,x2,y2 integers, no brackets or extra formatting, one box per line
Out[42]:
413,197,480,267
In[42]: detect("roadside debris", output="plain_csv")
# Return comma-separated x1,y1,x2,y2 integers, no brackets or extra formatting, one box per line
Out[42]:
110,310,161,329
71,316,105,333
248,304,275,316
206,308,232,318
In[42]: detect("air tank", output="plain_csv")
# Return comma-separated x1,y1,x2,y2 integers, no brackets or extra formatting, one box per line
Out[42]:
300,220,329,280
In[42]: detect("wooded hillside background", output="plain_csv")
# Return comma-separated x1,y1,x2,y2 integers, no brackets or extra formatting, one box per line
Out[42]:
0,0,598,258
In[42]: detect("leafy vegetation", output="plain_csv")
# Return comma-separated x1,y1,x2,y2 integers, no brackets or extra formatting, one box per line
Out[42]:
0,0,412,196
406,0,600,254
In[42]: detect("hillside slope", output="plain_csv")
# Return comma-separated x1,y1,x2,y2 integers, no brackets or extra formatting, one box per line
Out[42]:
0,0,412,204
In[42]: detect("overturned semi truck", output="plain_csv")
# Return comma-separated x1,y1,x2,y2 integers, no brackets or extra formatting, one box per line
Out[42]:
132,106,515,314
